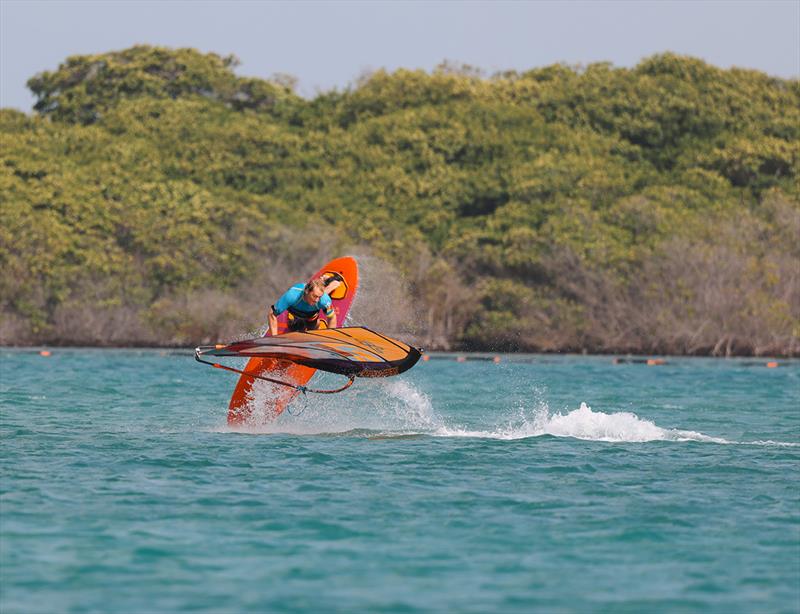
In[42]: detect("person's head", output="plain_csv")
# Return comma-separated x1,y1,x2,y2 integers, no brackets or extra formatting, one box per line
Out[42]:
303,278,326,304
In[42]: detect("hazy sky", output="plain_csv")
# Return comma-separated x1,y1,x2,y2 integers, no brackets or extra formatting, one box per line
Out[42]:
2,0,798,111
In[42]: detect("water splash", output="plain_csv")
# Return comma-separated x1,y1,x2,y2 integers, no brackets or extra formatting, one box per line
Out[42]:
225,376,445,436
432,402,730,443
221,379,797,447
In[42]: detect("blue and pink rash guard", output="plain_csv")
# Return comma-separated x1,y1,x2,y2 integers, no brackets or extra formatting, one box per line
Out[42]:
272,284,334,319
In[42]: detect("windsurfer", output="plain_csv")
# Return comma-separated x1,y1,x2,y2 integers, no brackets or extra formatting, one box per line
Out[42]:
268,277,340,335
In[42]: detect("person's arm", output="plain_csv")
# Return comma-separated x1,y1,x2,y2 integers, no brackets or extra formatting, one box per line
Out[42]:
269,288,296,336
321,295,336,329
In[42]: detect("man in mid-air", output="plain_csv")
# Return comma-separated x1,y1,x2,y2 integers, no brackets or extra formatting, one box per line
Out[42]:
268,277,340,335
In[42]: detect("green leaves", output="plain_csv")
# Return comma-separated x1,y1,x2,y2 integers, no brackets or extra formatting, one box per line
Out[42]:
27,45,300,125
2,48,798,352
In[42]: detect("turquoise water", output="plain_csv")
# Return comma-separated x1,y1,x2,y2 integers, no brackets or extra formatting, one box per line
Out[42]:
1,350,798,613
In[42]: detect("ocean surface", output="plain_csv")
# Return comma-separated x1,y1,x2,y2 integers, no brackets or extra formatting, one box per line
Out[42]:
1,349,798,613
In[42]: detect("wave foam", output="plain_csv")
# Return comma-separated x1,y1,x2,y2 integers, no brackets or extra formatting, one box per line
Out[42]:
433,402,730,443
219,381,794,447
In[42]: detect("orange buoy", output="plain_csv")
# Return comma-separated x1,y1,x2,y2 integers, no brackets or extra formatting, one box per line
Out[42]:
456,356,466,363
646,358,665,366
39,350,51,357
493,356,501,363
422,355,430,362
766,361,779,368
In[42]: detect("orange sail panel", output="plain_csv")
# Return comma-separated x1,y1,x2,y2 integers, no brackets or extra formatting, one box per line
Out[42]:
200,327,422,378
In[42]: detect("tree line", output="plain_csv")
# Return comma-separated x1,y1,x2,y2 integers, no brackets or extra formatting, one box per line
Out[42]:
1,46,798,355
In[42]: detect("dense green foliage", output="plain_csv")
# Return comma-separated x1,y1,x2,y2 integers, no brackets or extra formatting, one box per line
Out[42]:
2,46,798,354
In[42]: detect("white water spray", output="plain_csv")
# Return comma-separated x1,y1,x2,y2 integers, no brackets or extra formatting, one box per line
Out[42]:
432,401,730,443
220,378,799,447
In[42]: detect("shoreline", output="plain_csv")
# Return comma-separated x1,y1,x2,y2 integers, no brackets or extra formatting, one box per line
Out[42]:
2,345,797,362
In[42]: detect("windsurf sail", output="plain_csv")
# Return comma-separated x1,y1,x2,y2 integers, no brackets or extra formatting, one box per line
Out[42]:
195,327,422,394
